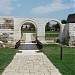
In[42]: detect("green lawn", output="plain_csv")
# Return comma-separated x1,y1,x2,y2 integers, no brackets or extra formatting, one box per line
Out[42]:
45,31,60,34
45,31,60,39
21,30,60,34
21,30,35,33
0,48,16,75
45,34,59,38
41,44,75,75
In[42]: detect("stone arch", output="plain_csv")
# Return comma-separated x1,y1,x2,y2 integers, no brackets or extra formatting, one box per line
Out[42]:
14,18,63,44
45,19,62,27
20,20,37,42
45,19,62,43
20,20,37,34
45,19,62,32
20,20,37,28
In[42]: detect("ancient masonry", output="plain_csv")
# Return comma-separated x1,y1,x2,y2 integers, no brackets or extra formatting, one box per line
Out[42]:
0,16,75,47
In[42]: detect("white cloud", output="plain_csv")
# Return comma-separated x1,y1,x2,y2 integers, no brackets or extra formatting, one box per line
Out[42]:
31,0,73,14
0,0,14,15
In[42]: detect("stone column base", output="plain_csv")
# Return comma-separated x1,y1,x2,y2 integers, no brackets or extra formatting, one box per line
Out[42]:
37,36,45,43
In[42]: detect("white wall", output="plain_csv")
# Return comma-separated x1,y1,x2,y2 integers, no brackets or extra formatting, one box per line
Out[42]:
0,29,13,35
69,23,75,42
0,18,5,24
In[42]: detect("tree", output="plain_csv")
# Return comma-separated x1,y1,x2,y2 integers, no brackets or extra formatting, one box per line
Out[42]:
61,20,67,24
45,22,50,31
29,23,35,31
54,23,60,31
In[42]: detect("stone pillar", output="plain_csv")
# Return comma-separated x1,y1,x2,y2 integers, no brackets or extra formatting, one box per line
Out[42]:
59,24,65,41
37,24,45,43
61,24,65,33
14,18,21,43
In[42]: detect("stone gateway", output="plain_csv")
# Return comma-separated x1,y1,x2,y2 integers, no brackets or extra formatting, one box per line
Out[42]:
0,14,75,47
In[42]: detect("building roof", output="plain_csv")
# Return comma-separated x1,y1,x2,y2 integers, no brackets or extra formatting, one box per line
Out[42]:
67,13,75,23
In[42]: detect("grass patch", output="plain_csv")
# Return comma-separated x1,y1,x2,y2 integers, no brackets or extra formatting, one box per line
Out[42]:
45,31,60,34
45,34,59,38
21,30,35,33
41,44,75,75
0,48,16,74
45,31,60,39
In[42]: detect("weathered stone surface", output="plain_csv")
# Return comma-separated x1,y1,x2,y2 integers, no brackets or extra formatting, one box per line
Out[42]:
2,50,62,75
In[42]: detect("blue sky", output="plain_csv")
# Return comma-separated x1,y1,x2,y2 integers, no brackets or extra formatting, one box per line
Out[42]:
0,0,74,20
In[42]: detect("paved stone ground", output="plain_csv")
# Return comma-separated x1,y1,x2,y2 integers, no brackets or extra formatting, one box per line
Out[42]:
2,33,62,75
2,50,62,75
25,33,32,43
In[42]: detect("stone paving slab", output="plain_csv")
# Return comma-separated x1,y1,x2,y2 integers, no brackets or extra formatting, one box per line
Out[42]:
2,50,62,75
25,33,31,43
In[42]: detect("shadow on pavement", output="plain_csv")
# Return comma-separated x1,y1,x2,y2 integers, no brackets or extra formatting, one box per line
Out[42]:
18,44,39,50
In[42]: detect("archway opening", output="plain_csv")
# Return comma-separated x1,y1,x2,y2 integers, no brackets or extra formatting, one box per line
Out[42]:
45,20,61,43
21,22,37,43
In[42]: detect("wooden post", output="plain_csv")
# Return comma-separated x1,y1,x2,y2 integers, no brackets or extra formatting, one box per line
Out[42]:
60,45,62,60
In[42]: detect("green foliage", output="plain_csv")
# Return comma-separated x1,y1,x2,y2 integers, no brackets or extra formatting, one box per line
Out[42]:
55,23,60,29
21,24,35,33
41,44,75,75
61,20,67,24
45,22,50,31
